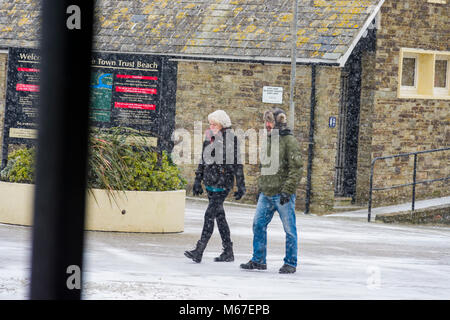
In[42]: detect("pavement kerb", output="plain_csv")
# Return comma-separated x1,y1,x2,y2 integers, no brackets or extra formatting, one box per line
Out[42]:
185,196,316,216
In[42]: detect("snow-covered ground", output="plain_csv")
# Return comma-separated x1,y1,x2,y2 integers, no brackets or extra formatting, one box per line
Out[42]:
0,197,449,300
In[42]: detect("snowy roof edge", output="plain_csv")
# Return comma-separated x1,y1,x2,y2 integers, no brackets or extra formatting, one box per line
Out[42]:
153,52,340,65
337,0,385,67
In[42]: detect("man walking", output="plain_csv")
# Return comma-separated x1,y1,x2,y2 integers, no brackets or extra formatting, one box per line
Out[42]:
240,108,302,274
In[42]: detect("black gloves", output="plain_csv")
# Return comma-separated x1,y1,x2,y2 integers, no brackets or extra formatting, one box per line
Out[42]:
280,192,291,205
234,188,245,200
193,179,203,196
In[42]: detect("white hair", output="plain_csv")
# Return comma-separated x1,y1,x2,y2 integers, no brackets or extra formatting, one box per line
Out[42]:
208,110,232,128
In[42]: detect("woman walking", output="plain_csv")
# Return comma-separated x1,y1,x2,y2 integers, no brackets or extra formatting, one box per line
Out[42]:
184,110,246,263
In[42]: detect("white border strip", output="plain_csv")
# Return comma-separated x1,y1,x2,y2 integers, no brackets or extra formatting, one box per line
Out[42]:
2,47,339,65
399,48,450,55
337,0,385,67
95,49,339,65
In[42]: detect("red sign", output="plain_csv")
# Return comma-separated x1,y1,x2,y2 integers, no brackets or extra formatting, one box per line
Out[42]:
115,86,157,94
16,83,39,92
116,74,158,81
17,67,40,72
114,102,156,110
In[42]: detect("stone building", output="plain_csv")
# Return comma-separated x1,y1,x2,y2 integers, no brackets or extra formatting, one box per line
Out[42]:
0,0,448,214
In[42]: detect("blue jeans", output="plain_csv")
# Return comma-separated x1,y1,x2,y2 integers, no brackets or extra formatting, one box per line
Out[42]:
252,193,298,267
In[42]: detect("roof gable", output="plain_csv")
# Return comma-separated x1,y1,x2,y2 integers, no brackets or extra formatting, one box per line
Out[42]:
0,0,384,65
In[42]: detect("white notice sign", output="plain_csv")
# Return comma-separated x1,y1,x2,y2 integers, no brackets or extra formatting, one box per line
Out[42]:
262,86,283,104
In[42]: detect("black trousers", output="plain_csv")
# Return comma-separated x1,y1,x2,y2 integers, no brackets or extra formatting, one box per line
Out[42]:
200,190,231,245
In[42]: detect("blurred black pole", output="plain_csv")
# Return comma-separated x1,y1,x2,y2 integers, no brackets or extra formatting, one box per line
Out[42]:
30,1,94,299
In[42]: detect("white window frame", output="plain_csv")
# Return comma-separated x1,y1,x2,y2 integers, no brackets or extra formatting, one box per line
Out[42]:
398,48,450,100
434,56,449,96
400,53,418,94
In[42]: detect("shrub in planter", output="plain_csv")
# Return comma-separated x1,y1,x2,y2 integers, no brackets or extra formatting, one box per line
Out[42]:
124,150,187,191
0,127,187,196
0,147,36,184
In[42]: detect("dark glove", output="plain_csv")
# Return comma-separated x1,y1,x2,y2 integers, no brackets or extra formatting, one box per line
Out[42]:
234,188,245,201
193,179,203,196
280,192,291,205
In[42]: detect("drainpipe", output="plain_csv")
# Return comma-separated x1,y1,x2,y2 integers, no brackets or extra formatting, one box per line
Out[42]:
288,0,299,130
304,65,316,214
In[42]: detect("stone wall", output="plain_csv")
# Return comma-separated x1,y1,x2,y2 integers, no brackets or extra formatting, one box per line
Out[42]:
174,61,341,213
355,50,376,204
0,53,7,162
310,66,341,213
375,204,450,225
358,0,450,206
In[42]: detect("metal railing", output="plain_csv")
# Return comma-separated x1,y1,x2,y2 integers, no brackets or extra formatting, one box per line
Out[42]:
368,147,450,222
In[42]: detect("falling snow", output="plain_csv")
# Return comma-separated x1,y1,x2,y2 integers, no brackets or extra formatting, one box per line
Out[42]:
1,197,449,300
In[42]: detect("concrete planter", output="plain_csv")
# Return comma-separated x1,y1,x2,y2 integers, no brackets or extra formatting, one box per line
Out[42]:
0,181,185,233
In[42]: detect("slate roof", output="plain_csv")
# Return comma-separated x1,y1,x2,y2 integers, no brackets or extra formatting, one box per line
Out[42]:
0,0,384,66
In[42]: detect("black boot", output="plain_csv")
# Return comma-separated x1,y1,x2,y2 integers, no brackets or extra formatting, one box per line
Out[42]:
214,242,234,262
184,241,207,263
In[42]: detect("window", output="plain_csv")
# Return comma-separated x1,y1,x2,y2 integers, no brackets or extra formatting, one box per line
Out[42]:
434,57,449,96
401,56,417,88
398,49,450,100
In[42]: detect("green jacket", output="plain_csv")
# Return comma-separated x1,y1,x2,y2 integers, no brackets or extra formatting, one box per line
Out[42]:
258,128,303,196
